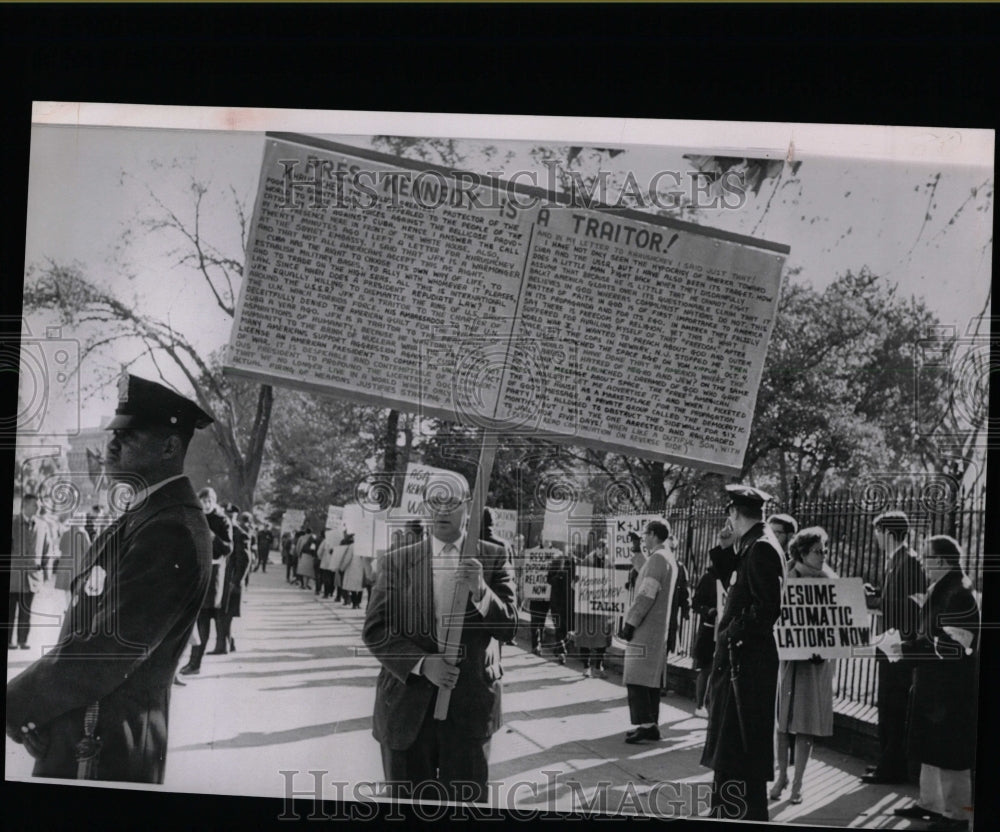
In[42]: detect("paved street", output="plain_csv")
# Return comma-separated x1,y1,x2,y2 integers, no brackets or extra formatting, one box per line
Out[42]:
6,564,936,827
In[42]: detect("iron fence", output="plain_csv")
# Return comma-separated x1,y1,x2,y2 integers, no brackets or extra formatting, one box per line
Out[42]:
521,479,986,718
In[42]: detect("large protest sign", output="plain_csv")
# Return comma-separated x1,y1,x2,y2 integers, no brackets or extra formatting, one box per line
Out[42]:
325,505,344,533
280,508,305,539
487,507,518,548
341,502,365,535
574,564,630,618
606,513,664,566
226,133,789,476
401,461,457,515
775,578,872,660
521,547,556,602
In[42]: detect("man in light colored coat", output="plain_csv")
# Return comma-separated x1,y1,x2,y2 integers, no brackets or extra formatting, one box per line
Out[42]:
618,519,677,744
8,494,52,650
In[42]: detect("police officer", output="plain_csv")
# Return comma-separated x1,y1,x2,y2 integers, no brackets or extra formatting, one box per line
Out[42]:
6,372,214,782
700,484,786,820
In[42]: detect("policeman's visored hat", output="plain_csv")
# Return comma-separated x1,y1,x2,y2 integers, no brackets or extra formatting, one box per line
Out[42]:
724,483,772,510
106,372,213,438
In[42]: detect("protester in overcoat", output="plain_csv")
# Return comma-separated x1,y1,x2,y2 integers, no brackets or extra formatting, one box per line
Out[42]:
888,535,978,830
701,484,785,821
546,546,574,663
295,528,318,590
212,512,253,653
575,542,613,678
5,373,212,783
180,486,232,674
317,532,339,598
341,532,366,608
619,520,678,744
8,494,52,650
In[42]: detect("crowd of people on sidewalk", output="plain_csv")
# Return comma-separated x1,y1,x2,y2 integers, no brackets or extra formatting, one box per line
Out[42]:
4,374,980,831
505,491,978,829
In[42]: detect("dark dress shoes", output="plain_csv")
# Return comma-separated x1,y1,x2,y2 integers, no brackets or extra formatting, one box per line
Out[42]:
179,664,200,675
860,772,905,785
893,805,942,820
173,676,187,686
207,648,228,655
624,725,661,744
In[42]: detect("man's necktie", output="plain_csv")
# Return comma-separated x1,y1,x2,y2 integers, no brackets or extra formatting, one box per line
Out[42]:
434,544,461,651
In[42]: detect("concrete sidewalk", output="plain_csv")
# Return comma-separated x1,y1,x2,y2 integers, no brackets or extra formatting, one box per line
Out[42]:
6,566,938,827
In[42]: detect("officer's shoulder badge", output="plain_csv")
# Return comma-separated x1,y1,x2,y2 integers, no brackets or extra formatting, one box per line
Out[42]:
83,565,108,596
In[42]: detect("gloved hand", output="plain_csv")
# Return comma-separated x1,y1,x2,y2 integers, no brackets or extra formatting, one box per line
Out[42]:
809,653,825,665
619,623,636,642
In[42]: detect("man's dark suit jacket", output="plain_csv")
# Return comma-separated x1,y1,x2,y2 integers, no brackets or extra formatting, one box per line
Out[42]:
363,537,517,751
5,477,212,782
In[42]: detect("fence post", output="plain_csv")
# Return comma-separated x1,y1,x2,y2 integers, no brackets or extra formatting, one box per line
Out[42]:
791,474,800,517
685,497,695,560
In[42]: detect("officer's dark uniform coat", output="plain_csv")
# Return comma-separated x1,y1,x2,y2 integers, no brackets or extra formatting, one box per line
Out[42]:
5,477,211,782
701,522,785,779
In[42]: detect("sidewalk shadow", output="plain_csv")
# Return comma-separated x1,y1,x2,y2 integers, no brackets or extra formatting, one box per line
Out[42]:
170,715,373,752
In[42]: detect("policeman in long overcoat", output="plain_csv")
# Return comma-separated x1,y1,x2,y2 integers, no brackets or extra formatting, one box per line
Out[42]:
700,484,785,821
5,373,213,783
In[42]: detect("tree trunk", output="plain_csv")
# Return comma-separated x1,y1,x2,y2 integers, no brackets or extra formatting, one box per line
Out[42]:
382,409,402,501
647,461,667,511
241,384,274,505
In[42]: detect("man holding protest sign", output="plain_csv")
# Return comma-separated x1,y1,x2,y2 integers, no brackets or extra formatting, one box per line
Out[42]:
362,470,517,803
700,484,785,821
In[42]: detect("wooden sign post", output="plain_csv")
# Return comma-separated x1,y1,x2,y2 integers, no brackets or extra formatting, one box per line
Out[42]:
434,433,498,721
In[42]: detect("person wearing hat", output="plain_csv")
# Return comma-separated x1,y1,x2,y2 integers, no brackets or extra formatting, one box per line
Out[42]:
767,513,798,556
179,486,233,674
6,372,214,782
700,483,785,820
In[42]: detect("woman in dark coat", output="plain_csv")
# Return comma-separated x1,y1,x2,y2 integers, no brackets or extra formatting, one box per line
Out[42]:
889,535,978,830
213,512,254,653
546,546,574,664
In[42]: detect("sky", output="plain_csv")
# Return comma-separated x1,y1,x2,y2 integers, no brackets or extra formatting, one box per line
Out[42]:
17,118,994,442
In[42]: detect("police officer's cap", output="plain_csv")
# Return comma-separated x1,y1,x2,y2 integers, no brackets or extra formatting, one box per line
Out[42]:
724,483,772,509
106,372,213,438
